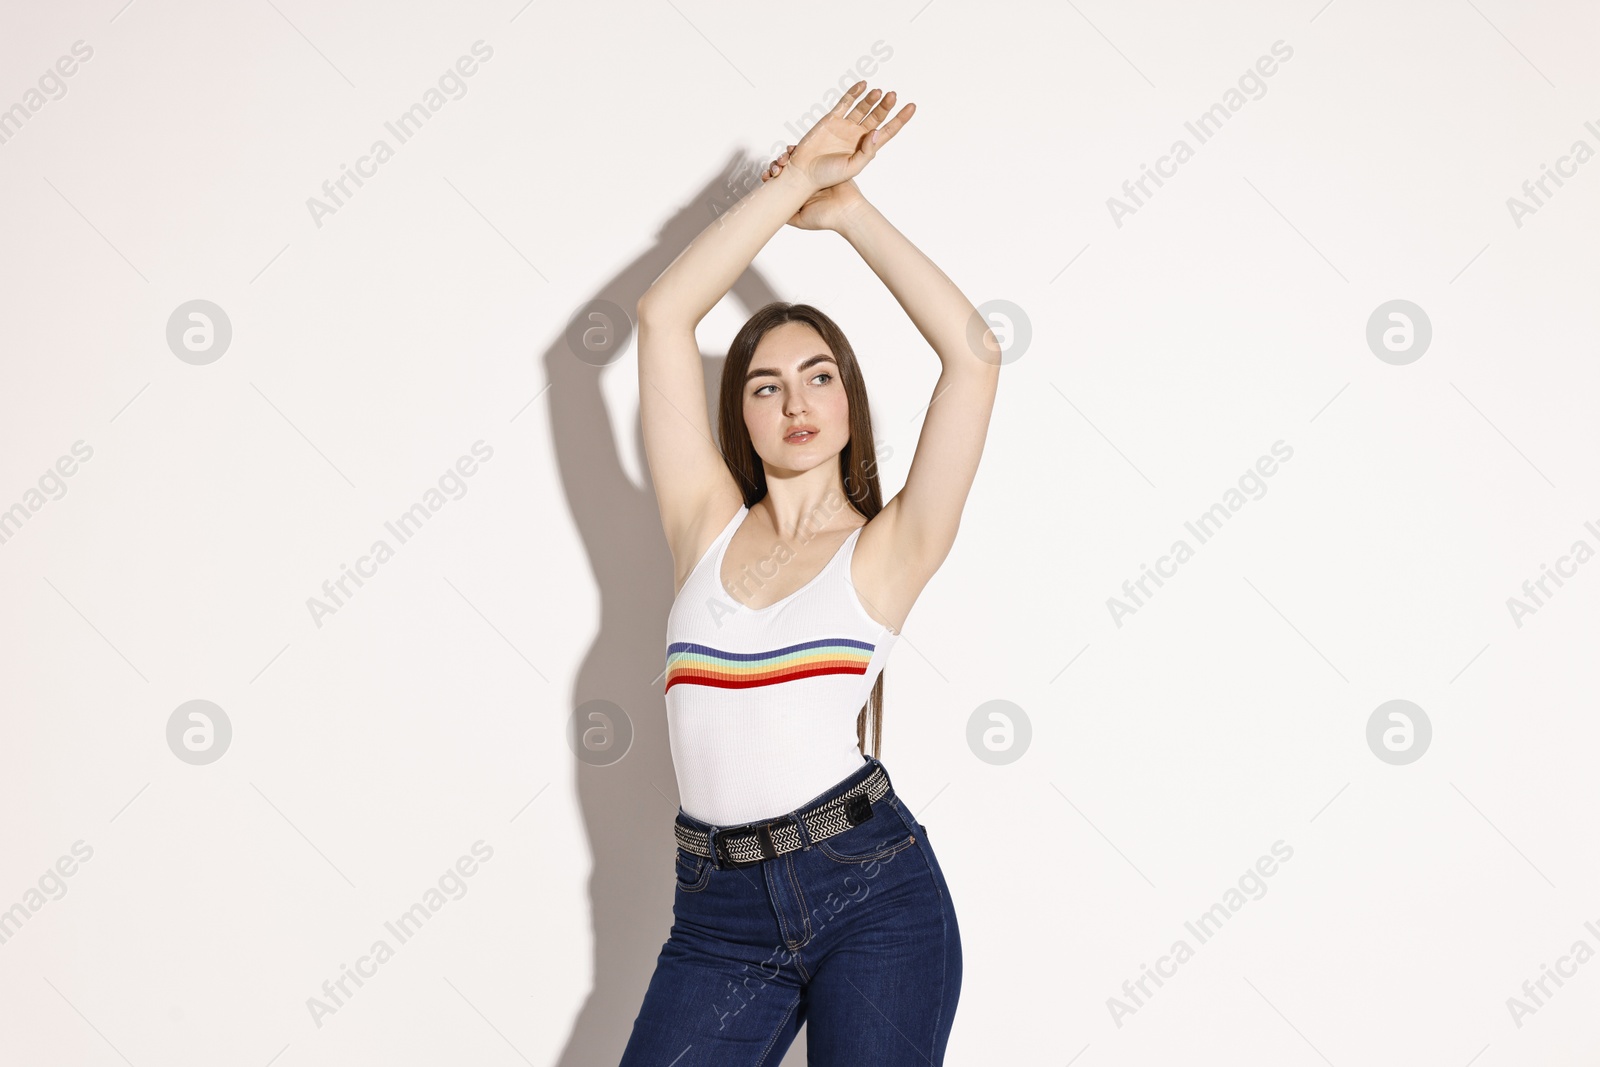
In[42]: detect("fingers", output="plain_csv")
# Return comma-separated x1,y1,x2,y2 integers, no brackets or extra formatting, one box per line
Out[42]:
847,87,884,125
865,91,896,128
811,80,910,178
847,89,912,154
761,143,797,181
831,80,868,119
762,146,796,181
848,97,913,171
871,100,916,147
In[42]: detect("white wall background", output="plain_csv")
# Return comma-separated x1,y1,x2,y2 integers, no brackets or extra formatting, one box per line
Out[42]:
3,0,1598,1063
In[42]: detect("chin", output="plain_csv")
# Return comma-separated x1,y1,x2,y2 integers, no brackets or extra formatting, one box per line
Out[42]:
761,449,840,474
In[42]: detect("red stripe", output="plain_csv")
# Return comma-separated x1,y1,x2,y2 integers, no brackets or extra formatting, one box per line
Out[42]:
665,662,869,692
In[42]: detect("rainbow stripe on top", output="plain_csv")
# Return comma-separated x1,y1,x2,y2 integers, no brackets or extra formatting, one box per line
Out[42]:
664,638,876,692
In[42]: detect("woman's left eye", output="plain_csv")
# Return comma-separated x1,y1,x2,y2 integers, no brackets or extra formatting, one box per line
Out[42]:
812,373,832,385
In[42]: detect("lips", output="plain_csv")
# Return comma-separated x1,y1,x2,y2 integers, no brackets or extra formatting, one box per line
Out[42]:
784,426,819,443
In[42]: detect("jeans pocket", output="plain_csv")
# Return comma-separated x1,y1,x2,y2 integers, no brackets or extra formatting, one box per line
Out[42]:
674,847,711,892
816,810,917,865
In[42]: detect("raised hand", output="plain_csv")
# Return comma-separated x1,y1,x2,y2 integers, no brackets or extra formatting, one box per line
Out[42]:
779,82,914,194
761,144,865,231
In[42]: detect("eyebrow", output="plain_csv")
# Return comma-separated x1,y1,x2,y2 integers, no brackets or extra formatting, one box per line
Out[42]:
745,353,837,384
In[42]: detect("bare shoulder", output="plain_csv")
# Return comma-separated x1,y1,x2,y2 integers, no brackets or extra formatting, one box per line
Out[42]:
849,496,948,635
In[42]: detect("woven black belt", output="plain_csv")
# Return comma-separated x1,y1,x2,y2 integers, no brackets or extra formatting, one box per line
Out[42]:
675,765,891,868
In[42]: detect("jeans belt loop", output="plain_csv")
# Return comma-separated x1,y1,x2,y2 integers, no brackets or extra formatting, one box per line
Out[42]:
755,822,778,861
705,825,721,870
789,808,813,851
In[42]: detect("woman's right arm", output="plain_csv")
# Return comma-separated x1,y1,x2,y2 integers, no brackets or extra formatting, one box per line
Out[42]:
637,82,906,567
636,162,818,564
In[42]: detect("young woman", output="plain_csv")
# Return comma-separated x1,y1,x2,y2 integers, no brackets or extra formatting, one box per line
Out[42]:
621,81,1000,1066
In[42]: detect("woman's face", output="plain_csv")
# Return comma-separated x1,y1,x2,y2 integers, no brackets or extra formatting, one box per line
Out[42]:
743,321,849,472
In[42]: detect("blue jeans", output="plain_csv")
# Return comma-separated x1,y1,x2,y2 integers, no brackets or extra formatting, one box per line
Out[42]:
619,755,962,1066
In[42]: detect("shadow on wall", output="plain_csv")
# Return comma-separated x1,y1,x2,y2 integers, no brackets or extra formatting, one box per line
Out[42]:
543,151,810,1067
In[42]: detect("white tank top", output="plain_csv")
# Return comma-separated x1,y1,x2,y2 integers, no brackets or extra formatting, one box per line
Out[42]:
663,503,900,825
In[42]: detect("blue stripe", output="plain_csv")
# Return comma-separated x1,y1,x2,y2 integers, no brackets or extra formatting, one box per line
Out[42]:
666,637,876,661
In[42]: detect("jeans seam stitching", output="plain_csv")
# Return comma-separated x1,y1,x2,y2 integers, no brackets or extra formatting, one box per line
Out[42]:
752,990,803,1067
816,833,916,865
764,862,797,948
784,854,812,948
675,851,711,892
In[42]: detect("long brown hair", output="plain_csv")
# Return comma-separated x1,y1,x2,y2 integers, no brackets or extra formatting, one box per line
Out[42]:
715,302,887,759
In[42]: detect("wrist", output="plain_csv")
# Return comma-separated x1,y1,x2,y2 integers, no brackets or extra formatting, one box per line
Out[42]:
773,161,820,197
832,195,879,239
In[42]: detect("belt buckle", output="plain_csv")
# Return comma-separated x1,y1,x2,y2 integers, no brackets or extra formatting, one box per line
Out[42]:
714,815,794,868
713,820,761,868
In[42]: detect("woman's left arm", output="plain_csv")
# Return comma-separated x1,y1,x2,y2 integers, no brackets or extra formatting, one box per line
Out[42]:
837,199,1003,574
